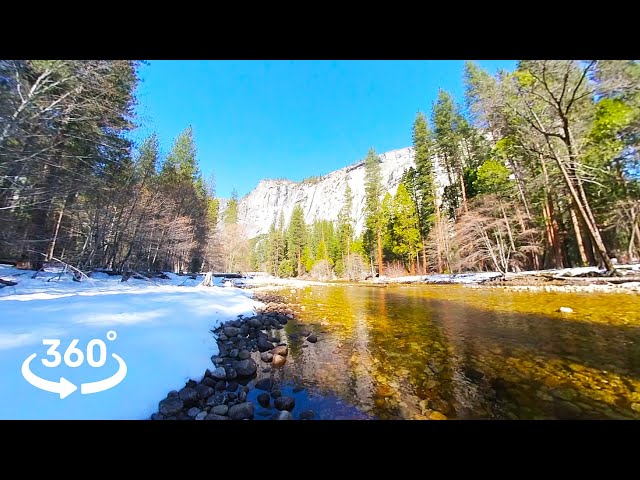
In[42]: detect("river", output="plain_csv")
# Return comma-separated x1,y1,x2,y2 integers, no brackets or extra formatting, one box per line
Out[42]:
248,284,640,420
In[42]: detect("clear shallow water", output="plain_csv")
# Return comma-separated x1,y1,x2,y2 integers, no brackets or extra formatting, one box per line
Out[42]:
250,284,640,420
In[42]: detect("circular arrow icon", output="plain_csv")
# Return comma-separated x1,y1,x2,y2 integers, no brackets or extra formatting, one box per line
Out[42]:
21,351,127,399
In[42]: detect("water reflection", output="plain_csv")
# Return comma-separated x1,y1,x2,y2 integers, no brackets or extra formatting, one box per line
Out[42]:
261,285,640,420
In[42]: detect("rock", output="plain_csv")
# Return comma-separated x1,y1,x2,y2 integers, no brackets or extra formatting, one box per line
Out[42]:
463,367,484,383
195,411,208,421
211,404,229,416
226,392,237,401
271,390,282,399
268,336,281,344
257,337,275,352
201,377,217,388
215,380,227,392
427,411,447,420
307,334,318,343
292,386,305,393
224,326,242,337
248,318,262,328
557,306,574,313
218,334,228,342
211,366,227,381
178,387,199,407
257,392,271,407
204,413,230,420
289,333,299,339
159,397,184,416
238,349,251,360
151,413,164,420
320,321,329,326
225,381,239,392
167,390,179,398
212,357,224,365
255,378,273,391
186,379,197,389
195,384,214,400
224,367,238,380
274,396,295,411
228,402,255,420
206,393,225,407
302,344,309,348
187,407,201,418
238,390,247,402
300,330,310,337
299,410,315,420
271,345,288,357
262,368,272,373
275,410,293,420
229,348,239,358
272,354,287,368
260,352,274,363
235,359,257,377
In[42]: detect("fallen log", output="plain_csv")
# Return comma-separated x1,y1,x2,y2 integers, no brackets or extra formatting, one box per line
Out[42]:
0,278,18,287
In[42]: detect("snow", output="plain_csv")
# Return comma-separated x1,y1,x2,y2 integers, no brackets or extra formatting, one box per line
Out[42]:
0,265,261,419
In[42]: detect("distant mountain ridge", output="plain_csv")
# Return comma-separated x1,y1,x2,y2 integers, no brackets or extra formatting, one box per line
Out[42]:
236,147,448,239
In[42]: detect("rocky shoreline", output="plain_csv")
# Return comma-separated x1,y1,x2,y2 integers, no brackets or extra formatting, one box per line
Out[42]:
152,292,319,420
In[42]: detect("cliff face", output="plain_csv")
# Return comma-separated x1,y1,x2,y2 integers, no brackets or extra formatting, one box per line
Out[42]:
237,147,447,239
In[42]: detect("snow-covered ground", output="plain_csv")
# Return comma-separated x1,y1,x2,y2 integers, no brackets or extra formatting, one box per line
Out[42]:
0,265,261,419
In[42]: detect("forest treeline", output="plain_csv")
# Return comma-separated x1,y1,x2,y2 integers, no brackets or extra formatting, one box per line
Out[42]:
1,60,638,277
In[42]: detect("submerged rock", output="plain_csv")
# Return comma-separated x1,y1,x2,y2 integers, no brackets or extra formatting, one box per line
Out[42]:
557,306,574,313
257,392,271,408
228,402,255,420
274,396,295,411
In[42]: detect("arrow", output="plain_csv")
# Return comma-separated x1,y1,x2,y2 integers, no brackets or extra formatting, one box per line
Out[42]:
81,353,127,394
21,353,77,399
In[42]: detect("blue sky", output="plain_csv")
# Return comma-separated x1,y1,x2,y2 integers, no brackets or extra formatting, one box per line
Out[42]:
131,60,517,199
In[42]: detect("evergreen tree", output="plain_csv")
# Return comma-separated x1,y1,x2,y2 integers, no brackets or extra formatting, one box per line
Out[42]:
391,183,421,274
363,147,384,275
225,188,239,225
287,204,307,276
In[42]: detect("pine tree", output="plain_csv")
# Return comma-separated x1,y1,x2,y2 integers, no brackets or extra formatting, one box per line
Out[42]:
363,147,384,276
225,188,239,225
391,183,421,274
337,181,354,263
287,204,306,276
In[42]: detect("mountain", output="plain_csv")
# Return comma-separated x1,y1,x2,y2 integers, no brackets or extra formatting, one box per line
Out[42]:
237,147,448,239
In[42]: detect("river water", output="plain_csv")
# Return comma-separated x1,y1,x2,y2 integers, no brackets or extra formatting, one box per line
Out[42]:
250,284,640,420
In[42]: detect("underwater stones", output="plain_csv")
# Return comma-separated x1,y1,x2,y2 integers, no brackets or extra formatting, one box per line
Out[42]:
557,307,574,313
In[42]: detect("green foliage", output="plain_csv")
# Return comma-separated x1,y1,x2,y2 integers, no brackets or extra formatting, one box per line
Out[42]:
225,188,239,225
277,259,294,278
390,183,421,264
474,159,511,196
287,204,307,276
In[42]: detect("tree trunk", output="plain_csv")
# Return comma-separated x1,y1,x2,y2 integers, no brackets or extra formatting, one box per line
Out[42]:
376,229,383,276
47,198,67,261
569,206,588,266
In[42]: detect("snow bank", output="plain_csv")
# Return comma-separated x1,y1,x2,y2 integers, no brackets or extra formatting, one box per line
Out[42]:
0,265,261,419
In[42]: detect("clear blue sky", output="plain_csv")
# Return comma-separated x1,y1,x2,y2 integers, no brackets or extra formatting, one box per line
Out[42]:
131,60,517,199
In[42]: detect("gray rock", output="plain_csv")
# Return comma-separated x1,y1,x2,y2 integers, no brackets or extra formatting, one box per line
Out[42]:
226,392,237,401
225,367,238,380
247,318,262,328
201,377,217,388
195,384,214,400
255,378,273,391
212,357,224,365
151,413,164,420
257,392,271,408
211,366,227,381
268,336,280,343
187,407,201,418
226,381,239,392
229,348,239,358
274,396,295,411
178,387,199,407
299,410,315,420
167,390,179,398
204,413,230,420
277,317,288,325
275,410,293,420
272,354,286,368
206,393,225,407
307,334,317,343
195,411,208,421
214,380,227,391
228,402,255,420
262,368,272,373
238,350,251,360
218,334,228,342
224,326,242,337
235,358,257,377
186,379,197,389
211,404,229,416
257,337,275,352
238,390,247,402
271,345,288,357
159,397,184,416
260,352,274,363
271,390,282,399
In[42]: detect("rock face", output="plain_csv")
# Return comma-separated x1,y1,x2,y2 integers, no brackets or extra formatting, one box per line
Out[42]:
236,147,449,238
